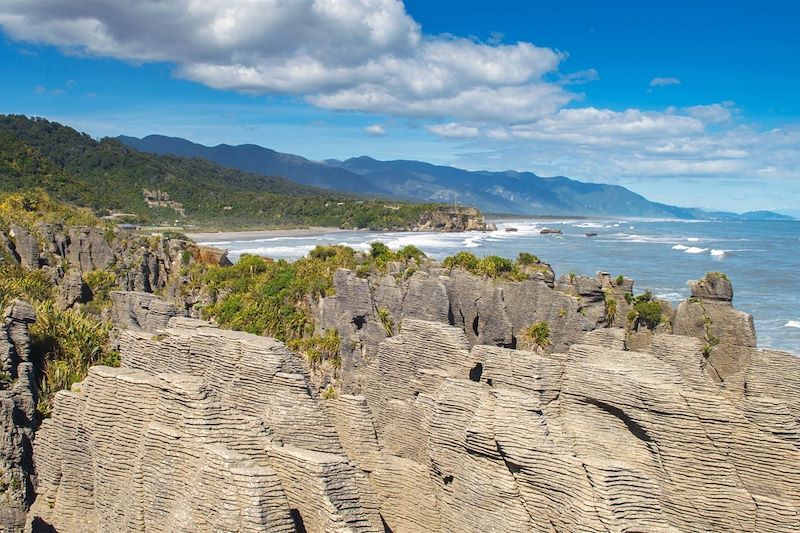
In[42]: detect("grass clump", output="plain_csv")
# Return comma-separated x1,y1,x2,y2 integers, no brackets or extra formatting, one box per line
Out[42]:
523,321,551,351
82,270,117,313
603,288,618,326
377,307,394,337
288,329,341,369
614,274,625,286
31,300,117,415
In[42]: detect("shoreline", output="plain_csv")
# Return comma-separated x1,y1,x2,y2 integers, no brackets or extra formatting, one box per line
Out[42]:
187,226,359,243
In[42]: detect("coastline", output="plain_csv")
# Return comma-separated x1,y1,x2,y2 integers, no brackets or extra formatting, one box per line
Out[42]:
187,226,356,243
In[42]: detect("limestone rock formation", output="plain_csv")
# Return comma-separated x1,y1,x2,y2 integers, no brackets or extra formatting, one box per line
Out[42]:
317,265,601,392
674,273,757,386
30,313,799,533
0,301,37,532
29,319,384,533
110,291,186,333
415,206,494,232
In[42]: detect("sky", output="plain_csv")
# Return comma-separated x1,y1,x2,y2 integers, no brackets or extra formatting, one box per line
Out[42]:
0,0,798,213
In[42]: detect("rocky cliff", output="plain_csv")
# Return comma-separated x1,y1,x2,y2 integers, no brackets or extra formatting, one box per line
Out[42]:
27,310,799,532
3,221,798,533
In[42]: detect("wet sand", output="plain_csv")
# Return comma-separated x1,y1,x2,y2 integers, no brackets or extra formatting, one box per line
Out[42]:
187,227,355,243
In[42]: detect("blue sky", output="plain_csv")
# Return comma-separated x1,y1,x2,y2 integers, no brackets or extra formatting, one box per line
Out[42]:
1,0,798,213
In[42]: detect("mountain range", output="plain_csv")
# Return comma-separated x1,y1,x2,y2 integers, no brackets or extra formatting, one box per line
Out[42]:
119,134,793,220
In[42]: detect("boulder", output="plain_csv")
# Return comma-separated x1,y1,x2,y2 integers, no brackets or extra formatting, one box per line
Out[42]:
689,272,733,303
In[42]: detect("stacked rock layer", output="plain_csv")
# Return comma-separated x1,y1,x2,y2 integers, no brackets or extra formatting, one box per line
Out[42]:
28,311,799,532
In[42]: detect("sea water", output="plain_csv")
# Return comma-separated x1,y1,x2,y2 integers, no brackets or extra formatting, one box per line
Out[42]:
198,218,800,354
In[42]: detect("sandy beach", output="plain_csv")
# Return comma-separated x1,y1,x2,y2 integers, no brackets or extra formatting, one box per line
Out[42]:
187,226,357,243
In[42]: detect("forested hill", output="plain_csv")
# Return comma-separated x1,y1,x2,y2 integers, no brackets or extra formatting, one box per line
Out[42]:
0,115,439,230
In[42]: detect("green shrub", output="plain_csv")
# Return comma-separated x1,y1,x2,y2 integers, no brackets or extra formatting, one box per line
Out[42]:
443,251,480,272
477,255,514,278
517,252,540,265
396,244,426,262
369,241,391,260
523,321,551,350
615,274,625,286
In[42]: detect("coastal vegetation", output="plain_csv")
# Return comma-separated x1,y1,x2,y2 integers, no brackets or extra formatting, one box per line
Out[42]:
192,242,427,366
0,262,116,416
626,290,664,330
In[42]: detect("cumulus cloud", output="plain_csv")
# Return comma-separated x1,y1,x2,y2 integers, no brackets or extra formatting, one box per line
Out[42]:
0,0,571,123
650,76,681,87
426,122,479,139
364,124,386,137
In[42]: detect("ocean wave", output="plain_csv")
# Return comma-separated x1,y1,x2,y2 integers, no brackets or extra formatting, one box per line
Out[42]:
685,246,708,254
672,244,689,250
785,320,800,329
710,249,729,257
655,292,685,301
232,245,317,258
572,222,610,229
687,237,700,242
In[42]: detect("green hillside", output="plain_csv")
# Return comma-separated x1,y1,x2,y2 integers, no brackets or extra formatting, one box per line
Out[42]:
0,115,439,230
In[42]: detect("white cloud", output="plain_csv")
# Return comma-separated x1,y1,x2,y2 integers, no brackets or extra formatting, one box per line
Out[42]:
364,124,386,137
0,0,570,124
426,122,479,139
650,76,681,87
684,102,736,124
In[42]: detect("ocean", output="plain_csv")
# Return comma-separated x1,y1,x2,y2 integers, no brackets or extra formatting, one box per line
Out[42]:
197,218,800,354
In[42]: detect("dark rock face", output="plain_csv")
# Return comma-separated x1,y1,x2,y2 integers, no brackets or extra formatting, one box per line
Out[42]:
0,301,37,532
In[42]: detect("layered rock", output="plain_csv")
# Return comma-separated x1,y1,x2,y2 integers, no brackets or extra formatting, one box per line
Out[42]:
30,308,799,532
317,266,604,392
28,319,384,533
674,272,757,388
0,301,37,532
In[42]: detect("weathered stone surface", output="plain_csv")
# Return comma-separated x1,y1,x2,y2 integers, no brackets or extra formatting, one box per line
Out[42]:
318,265,597,393
110,291,186,333
27,308,800,533
690,272,733,302
56,270,89,310
8,226,39,269
29,319,384,533
0,301,37,533
190,244,232,266
64,227,114,273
